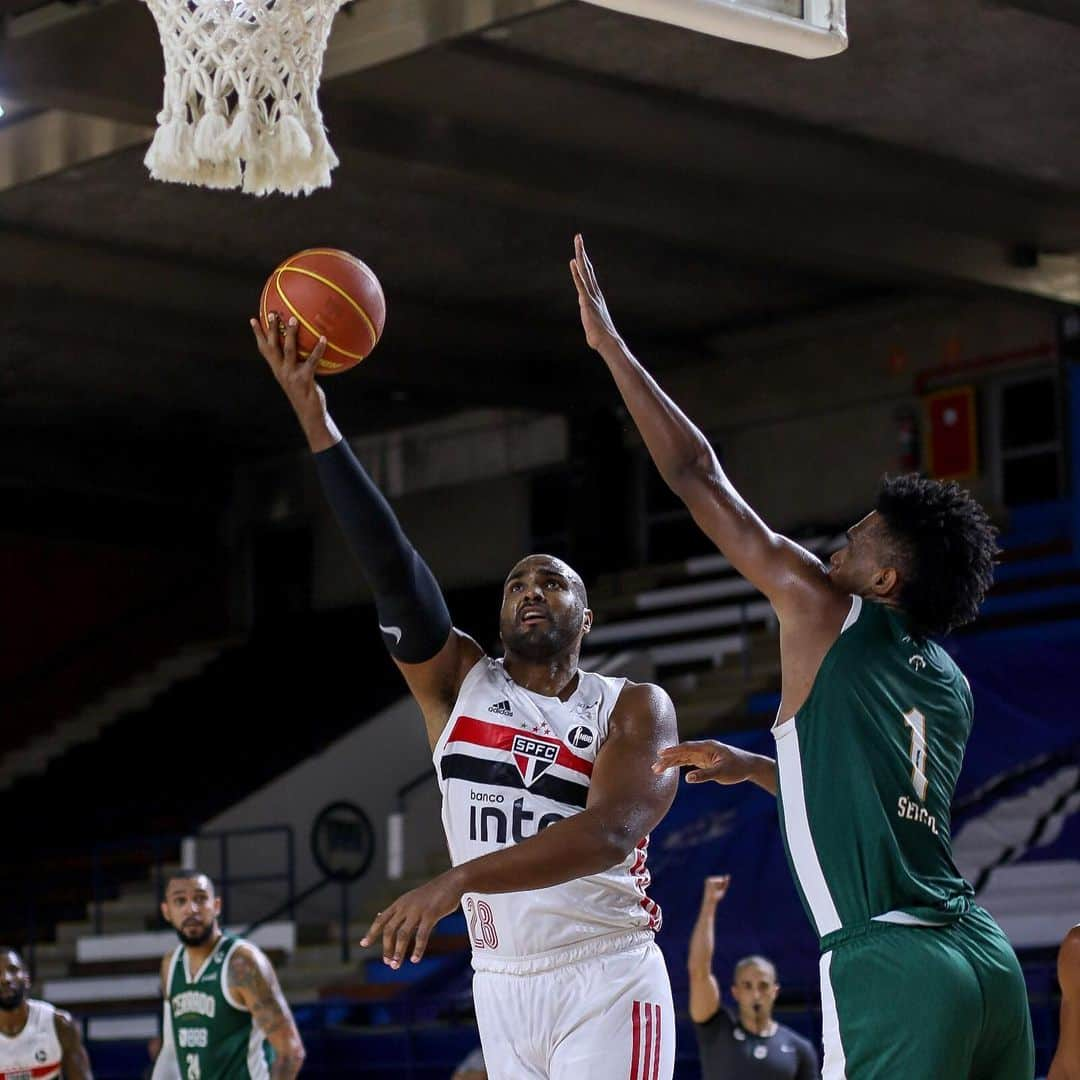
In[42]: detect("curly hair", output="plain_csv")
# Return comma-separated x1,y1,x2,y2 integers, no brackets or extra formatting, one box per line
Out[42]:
874,474,998,637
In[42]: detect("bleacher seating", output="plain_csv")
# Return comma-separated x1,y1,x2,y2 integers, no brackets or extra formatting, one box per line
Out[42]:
0,583,499,948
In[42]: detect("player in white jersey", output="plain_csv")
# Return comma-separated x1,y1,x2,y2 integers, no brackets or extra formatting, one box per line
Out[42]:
0,947,93,1080
252,314,679,1079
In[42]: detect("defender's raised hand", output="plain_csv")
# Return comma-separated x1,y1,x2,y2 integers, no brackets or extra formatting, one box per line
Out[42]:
702,874,732,907
250,312,338,451
654,739,777,794
570,234,622,351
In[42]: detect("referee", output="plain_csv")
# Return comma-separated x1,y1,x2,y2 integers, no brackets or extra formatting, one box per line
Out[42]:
689,876,818,1079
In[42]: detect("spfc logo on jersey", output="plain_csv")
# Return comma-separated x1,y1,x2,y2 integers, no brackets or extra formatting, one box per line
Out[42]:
511,733,559,785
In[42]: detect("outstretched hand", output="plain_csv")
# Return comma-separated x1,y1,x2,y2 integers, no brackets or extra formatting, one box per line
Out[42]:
360,869,466,969
653,739,759,785
569,234,622,351
250,312,338,450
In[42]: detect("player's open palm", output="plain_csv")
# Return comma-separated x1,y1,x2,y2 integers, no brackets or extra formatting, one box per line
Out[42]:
653,739,756,785
250,312,328,424
570,234,621,351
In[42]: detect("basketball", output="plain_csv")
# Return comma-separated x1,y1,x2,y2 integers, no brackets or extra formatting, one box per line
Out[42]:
260,249,386,376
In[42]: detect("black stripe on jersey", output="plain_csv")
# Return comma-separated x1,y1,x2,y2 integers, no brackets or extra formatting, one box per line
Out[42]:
440,753,589,809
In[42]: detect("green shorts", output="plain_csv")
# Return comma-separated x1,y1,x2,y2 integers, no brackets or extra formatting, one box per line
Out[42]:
819,905,1034,1079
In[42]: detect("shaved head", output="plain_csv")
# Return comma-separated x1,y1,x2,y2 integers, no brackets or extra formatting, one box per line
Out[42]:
505,554,588,607
499,554,592,663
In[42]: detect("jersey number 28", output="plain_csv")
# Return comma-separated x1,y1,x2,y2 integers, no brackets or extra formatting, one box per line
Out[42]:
466,897,499,950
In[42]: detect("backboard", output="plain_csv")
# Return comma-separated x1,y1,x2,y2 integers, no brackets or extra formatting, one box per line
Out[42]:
581,0,848,58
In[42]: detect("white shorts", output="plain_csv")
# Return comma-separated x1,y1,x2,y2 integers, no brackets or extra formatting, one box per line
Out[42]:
472,940,674,1080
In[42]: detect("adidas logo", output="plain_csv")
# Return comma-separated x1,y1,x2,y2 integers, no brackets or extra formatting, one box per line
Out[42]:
488,700,513,717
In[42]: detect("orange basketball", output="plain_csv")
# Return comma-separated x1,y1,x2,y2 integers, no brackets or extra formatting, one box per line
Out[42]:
260,248,386,375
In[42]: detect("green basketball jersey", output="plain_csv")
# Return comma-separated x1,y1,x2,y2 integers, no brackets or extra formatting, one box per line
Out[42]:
167,934,273,1080
774,596,975,945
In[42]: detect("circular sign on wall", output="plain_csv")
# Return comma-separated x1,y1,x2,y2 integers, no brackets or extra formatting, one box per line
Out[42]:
310,801,375,883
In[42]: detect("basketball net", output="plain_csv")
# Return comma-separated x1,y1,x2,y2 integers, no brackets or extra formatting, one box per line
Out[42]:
141,0,345,196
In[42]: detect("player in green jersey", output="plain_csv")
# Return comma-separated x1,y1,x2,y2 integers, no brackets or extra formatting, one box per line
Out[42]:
570,236,1034,1079
151,871,304,1080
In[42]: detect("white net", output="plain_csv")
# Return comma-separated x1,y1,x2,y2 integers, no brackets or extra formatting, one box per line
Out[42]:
141,0,345,196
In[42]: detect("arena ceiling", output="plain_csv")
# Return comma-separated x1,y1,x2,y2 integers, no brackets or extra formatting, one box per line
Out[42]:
0,0,1078,511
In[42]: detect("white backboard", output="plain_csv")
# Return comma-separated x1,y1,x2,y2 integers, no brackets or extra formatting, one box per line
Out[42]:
581,0,848,58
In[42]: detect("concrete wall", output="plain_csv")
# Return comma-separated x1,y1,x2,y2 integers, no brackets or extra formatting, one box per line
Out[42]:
229,293,1060,624
311,471,533,609
229,408,555,621
199,694,444,926
656,294,1059,528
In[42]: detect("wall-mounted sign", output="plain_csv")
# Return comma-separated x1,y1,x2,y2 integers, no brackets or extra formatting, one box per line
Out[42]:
924,386,978,480
310,801,375,883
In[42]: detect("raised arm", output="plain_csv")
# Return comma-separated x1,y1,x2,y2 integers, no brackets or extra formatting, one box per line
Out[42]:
251,315,482,745
688,875,729,1023
362,682,679,967
226,944,305,1080
570,236,846,624
54,1010,93,1080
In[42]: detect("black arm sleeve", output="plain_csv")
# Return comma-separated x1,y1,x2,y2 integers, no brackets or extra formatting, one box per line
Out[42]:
314,438,452,663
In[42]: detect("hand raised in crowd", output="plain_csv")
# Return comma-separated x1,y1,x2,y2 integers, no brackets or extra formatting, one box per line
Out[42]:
702,874,731,908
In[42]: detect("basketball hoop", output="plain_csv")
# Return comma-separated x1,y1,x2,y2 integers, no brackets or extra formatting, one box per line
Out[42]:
141,0,345,196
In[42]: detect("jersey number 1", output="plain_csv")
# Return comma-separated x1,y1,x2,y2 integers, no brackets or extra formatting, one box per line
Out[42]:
902,708,929,801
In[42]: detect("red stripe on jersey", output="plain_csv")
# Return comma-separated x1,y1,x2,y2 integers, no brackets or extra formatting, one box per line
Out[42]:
639,897,662,932
0,1064,61,1079
629,1001,641,1080
447,715,594,777
630,836,650,875
643,1000,654,1080
629,835,661,930
651,1003,662,1079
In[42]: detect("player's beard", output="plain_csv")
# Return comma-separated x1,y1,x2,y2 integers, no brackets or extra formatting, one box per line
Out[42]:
501,616,579,661
0,986,26,1011
177,921,216,947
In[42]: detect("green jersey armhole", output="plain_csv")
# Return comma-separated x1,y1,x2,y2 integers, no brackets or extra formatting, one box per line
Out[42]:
774,594,865,733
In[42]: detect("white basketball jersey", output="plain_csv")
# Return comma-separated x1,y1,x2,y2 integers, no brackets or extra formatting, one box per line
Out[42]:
434,657,662,971
0,1000,62,1080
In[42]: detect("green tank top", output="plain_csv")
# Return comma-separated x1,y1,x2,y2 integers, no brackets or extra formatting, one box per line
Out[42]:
773,596,975,947
167,934,273,1080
